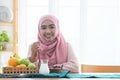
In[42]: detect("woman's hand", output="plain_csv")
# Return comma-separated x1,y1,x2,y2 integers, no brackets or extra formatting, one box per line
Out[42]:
53,64,63,69
31,41,40,58
29,41,40,63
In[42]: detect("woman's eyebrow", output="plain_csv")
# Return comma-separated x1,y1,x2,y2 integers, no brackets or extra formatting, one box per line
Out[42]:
41,25,46,27
49,24,55,26
41,24,55,27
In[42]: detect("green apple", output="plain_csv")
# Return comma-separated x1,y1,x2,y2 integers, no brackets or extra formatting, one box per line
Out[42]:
18,58,30,66
28,63,36,68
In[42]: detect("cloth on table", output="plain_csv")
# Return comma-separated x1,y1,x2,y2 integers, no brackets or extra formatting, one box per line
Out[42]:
0,70,70,78
1,71,120,78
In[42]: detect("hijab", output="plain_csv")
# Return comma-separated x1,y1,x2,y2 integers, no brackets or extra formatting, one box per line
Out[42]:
37,15,67,67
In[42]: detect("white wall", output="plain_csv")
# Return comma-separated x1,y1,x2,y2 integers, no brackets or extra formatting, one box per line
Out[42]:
0,0,13,9
81,0,120,65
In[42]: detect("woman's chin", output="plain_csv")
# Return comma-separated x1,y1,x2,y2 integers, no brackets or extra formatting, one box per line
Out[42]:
44,37,56,42
45,38,52,42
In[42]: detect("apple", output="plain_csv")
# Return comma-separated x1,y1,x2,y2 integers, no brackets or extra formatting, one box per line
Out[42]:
18,58,30,66
28,63,36,68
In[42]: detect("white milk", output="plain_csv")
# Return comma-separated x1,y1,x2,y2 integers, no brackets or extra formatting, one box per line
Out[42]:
39,59,49,74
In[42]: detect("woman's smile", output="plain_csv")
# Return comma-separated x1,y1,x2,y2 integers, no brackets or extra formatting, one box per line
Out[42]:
40,20,56,41
44,33,53,39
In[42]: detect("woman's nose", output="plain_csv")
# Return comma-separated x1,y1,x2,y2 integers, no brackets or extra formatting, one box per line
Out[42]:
46,28,51,33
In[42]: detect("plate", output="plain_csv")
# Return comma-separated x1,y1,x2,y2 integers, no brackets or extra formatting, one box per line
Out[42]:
0,6,13,22
49,68,62,73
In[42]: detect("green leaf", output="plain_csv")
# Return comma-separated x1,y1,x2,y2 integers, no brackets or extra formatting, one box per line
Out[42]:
0,30,10,42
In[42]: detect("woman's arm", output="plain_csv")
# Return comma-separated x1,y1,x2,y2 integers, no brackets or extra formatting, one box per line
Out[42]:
62,43,79,73
54,43,79,73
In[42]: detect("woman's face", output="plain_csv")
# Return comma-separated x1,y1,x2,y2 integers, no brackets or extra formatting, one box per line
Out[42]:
40,20,57,41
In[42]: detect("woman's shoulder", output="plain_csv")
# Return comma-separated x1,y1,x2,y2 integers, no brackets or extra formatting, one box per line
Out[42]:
66,42,74,52
66,42,72,47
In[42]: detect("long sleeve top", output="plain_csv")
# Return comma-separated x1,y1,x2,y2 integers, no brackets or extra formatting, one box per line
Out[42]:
28,43,79,73
62,43,79,72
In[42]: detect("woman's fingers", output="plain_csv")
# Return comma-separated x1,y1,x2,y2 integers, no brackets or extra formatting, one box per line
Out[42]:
32,42,41,50
53,64,63,69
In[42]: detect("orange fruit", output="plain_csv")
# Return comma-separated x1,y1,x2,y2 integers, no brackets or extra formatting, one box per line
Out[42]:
16,65,20,67
19,64,26,68
8,57,18,67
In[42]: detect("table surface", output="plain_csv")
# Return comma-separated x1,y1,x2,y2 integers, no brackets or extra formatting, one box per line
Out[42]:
0,78,72,80
1,73,120,80
0,78,117,80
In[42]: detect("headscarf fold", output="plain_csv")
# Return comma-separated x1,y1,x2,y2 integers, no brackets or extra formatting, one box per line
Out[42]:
37,15,67,67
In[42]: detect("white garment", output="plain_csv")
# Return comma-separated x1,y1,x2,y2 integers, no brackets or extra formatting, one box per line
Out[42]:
27,43,79,73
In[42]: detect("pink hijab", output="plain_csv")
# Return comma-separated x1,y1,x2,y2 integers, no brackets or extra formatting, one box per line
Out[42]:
37,15,67,67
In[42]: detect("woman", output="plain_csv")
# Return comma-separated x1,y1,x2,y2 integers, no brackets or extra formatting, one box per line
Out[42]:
28,15,79,73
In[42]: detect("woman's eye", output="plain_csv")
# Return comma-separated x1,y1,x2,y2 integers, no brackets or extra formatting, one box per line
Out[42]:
42,27,46,29
50,26,55,29
49,24,55,29
41,25,47,29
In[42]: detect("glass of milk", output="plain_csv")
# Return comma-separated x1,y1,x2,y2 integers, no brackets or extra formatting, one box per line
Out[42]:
39,59,50,74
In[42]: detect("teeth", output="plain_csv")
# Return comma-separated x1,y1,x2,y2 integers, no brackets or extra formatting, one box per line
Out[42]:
46,35,51,38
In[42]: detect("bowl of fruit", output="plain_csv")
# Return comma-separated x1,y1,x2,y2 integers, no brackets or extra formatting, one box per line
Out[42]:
3,54,38,74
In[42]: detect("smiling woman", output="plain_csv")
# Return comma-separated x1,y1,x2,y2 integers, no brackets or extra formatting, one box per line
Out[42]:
40,20,57,41
18,0,80,65
10,0,120,74
28,15,79,73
